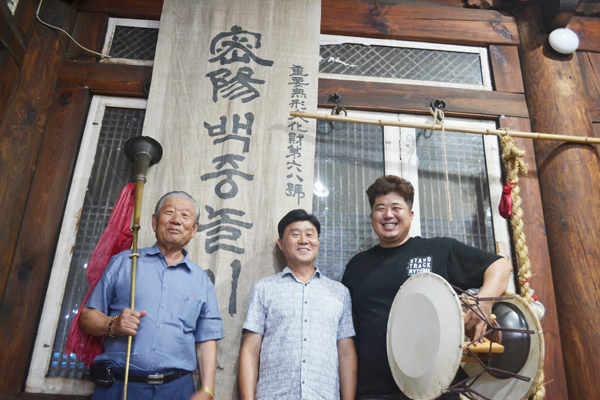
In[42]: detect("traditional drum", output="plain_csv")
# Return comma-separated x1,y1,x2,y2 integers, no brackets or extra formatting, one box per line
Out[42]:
386,272,543,400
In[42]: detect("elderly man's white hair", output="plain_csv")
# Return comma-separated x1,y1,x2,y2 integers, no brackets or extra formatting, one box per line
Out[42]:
154,191,200,224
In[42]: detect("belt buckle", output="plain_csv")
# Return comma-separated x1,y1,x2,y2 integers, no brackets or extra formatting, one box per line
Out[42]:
147,373,164,384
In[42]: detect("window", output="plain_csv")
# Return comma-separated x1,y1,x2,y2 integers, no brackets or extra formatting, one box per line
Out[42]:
312,112,385,281
26,97,146,395
101,18,160,65
312,109,512,283
319,34,492,91
314,35,512,286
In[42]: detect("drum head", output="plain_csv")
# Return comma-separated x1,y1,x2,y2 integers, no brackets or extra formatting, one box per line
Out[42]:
387,273,464,400
463,293,544,400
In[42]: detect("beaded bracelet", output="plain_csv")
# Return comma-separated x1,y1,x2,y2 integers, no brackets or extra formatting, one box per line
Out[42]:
107,315,119,338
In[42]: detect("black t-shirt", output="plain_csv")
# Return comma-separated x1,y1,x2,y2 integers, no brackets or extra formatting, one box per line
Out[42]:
341,236,502,397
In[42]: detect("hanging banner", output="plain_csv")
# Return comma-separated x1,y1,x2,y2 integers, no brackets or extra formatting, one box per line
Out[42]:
139,0,321,396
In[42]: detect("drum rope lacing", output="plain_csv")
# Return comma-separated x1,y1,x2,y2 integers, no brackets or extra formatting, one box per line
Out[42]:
443,287,540,400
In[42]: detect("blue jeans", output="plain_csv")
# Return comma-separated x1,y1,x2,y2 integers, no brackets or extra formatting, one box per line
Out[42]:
91,373,195,400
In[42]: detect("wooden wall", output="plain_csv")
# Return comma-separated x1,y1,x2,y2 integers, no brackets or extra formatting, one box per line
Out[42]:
2,0,598,398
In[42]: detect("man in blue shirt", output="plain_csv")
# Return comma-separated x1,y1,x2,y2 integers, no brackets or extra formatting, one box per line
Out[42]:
80,191,224,400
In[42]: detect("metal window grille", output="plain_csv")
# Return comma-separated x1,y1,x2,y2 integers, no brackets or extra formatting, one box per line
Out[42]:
320,43,484,86
109,26,158,60
415,129,495,253
312,120,385,281
47,107,145,378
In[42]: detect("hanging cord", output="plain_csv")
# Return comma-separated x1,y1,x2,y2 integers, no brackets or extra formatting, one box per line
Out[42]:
496,128,545,400
36,0,111,59
430,107,453,221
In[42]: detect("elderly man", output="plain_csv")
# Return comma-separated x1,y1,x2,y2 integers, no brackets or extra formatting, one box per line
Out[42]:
79,191,224,400
239,209,357,400
342,176,513,400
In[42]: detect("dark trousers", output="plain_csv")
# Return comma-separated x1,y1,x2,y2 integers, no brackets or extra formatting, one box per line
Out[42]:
359,394,460,400
359,368,468,400
91,373,195,400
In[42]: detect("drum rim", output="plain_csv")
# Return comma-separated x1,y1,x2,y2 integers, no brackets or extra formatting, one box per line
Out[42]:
386,272,464,400
465,292,545,400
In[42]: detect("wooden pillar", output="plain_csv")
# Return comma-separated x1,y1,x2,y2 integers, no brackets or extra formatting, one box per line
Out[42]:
0,0,76,304
517,6,600,399
499,118,570,400
0,0,77,393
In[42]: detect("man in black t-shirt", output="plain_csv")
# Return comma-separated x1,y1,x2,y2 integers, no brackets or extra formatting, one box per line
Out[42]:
342,175,513,400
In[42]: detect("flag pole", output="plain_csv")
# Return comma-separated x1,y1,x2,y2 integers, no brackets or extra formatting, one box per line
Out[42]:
122,136,163,400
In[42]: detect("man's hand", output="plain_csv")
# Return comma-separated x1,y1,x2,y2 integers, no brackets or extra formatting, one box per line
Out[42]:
463,258,513,343
188,389,213,400
111,308,147,337
464,298,494,343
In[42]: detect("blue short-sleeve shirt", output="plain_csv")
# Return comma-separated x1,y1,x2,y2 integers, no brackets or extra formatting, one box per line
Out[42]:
86,244,224,372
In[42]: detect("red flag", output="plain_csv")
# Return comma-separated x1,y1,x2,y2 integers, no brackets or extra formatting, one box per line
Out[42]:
499,182,517,219
65,183,135,365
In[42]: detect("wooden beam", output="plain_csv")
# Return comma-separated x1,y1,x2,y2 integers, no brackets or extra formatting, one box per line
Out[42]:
0,87,90,395
577,0,600,16
569,17,600,53
0,0,27,67
78,0,163,20
577,51,600,122
0,0,76,353
518,5,600,399
577,52,599,99
0,49,20,123
58,61,152,97
321,0,519,46
489,45,525,93
589,99,600,122
66,12,109,61
318,78,529,118
14,0,43,39
541,0,580,30
594,123,600,154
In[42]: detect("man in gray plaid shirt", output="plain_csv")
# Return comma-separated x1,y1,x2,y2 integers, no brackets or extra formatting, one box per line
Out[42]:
239,209,357,400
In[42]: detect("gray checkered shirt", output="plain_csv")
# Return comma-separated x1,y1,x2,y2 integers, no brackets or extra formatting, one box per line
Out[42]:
243,267,355,399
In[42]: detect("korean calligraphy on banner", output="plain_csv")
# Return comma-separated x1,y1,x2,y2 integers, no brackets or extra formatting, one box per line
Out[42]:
138,0,320,397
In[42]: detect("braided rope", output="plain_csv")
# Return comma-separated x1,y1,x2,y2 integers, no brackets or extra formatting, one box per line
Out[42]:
498,129,532,302
497,128,545,399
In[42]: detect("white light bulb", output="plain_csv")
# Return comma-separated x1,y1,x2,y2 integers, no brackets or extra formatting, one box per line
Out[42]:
549,28,579,54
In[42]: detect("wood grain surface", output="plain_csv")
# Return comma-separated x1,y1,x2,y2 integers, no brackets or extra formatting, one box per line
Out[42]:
322,0,518,46
318,78,529,118
518,5,600,400
58,61,152,97
0,88,90,393
0,0,76,313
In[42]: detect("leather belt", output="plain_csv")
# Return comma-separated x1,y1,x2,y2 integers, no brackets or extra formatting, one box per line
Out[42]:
113,369,191,385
